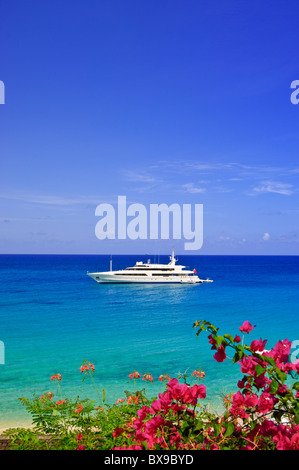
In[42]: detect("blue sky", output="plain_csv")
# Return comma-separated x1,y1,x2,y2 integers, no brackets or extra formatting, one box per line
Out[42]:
0,0,299,254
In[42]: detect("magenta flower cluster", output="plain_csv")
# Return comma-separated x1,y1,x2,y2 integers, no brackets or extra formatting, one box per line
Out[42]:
113,378,206,450
111,319,299,450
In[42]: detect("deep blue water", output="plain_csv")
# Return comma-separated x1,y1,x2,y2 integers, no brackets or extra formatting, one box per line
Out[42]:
0,254,298,428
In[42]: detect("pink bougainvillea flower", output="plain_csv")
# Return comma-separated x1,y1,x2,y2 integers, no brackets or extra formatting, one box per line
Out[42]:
237,379,246,389
239,355,258,375
167,379,188,401
155,391,172,413
137,405,151,420
273,428,292,450
208,334,217,350
254,373,268,390
230,391,258,419
259,419,278,437
250,338,267,353
167,378,179,389
277,384,287,394
258,392,276,414
234,335,241,343
214,345,226,362
273,339,292,364
142,414,166,449
281,362,296,374
210,444,219,450
273,425,299,450
291,433,299,450
239,321,256,334
170,430,181,447
149,399,162,414
185,383,206,403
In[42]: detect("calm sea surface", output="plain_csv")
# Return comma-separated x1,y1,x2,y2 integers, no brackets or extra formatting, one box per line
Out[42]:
0,254,298,428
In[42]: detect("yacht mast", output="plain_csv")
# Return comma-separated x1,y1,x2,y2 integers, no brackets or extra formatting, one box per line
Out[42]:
169,247,176,265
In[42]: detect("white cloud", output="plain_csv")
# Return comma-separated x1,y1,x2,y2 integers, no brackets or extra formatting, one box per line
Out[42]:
252,181,294,196
0,193,103,206
124,170,162,184
262,232,270,241
122,161,298,198
182,183,206,194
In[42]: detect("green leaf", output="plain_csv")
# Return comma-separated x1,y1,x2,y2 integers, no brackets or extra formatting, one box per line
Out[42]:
232,352,240,364
194,320,207,331
209,324,218,333
293,382,299,391
213,423,222,437
294,404,299,424
269,380,279,394
223,421,234,437
275,368,287,384
215,336,225,348
180,421,194,438
194,420,204,432
255,364,266,377
232,345,245,363
224,334,234,343
262,355,276,368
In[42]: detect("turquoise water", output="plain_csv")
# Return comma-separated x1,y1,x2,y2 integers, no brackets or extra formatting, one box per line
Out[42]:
0,254,298,428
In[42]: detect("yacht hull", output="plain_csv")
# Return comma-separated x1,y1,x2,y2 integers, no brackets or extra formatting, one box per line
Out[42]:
87,273,202,284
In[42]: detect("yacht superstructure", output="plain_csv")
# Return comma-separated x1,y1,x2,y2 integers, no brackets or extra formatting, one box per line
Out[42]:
87,250,213,284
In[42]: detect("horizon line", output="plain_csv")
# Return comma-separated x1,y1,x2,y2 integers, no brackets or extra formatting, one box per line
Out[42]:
0,253,298,257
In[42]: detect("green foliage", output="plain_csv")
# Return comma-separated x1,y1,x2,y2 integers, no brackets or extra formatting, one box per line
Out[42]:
4,391,150,450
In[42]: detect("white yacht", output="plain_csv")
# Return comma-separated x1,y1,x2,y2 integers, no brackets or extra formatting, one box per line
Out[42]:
87,250,213,284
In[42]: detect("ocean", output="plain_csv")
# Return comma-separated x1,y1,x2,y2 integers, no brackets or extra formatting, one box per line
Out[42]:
0,254,298,429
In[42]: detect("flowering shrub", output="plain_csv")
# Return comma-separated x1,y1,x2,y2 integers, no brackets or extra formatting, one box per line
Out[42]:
4,320,299,450
194,319,299,450
111,320,299,450
8,362,151,450
112,377,207,450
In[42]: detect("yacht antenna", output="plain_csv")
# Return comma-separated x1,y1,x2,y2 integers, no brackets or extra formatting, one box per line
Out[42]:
110,255,112,272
